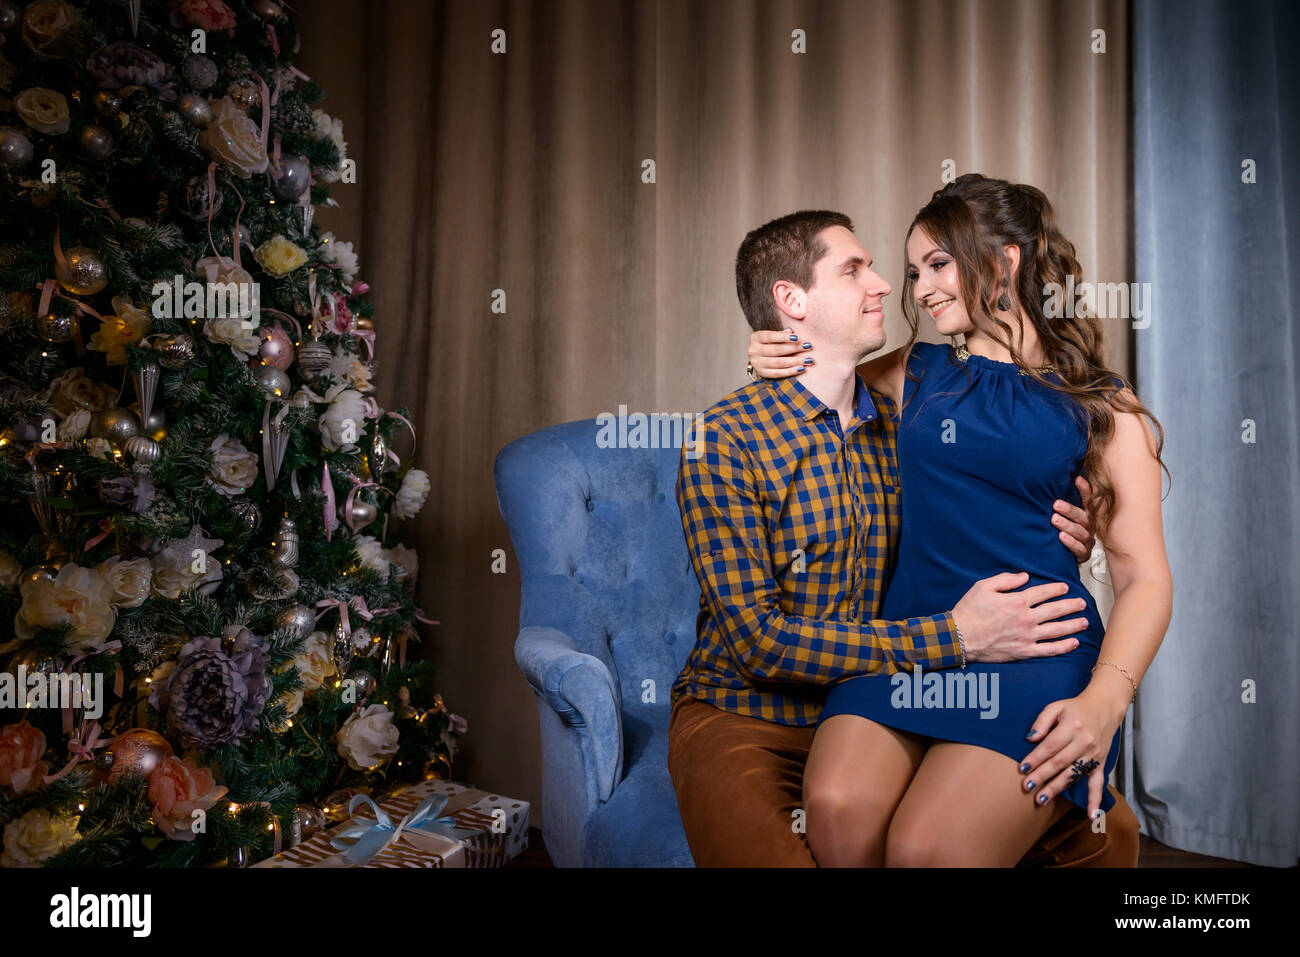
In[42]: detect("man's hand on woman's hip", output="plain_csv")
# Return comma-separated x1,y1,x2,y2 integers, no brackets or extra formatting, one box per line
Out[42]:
952,572,1089,663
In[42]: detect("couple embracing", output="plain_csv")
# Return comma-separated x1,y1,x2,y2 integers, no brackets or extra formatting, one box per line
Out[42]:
667,173,1173,867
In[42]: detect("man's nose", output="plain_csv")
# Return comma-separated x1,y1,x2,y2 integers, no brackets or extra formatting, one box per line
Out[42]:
867,269,891,298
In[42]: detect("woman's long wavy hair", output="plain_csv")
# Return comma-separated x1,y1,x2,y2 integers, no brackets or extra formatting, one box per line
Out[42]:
898,173,1168,547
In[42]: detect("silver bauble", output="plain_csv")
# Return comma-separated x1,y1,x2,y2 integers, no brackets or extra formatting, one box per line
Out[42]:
0,128,34,169
226,78,261,114
90,407,141,445
227,846,251,868
178,93,213,128
180,54,218,91
345,669,376,699
124,434,161,463
178,175,221,220
253,364,291,398
33,311,77,343
270,154,310,200
271,516,299,567
296,339,331,374
346,498,378,529
79,125,115,159
55,246,108,295
153,333,196,369
141,407,167,441
275,603,316,641
231,498,261,534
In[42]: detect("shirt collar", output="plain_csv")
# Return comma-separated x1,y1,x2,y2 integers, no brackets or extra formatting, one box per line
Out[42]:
769,372,879,427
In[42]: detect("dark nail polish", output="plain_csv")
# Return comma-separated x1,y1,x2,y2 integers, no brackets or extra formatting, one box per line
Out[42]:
1037,793,1048,805
788,333,798,341
1026,780,1036,791
1025,729,1038,739
1019,762,1031,773
803,357,814,365
802,341,812,349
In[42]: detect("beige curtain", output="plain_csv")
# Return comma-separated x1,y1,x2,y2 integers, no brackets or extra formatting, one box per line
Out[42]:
298,0,1131,830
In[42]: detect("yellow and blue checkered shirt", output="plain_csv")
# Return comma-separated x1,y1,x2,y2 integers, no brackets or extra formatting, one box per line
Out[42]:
670,372,963,726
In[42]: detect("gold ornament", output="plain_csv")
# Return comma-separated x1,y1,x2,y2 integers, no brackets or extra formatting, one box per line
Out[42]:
55,246,108,295
355,317,373,331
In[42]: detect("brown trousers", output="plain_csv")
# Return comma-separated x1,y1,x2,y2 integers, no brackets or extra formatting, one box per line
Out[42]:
667,694,1140,867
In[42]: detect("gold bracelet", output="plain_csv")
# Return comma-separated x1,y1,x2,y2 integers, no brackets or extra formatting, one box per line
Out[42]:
1092,660,1137,702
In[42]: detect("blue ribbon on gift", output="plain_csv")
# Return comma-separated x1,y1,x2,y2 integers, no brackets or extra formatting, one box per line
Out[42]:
329,792,487,866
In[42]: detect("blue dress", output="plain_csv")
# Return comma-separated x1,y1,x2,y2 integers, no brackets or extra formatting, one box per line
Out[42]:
818,341,1122,814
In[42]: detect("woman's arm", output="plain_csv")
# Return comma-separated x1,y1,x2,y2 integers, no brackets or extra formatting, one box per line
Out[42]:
746,329,907,403
1017,390,1173,816
1080,390,1174,708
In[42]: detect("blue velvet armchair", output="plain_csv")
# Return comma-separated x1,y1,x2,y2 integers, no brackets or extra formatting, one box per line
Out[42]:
494,417,700,867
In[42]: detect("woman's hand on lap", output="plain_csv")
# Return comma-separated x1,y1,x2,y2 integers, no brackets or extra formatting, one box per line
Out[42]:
1017,687,1125,821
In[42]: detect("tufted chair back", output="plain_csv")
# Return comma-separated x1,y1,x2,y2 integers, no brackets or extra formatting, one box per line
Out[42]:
498,417,701,707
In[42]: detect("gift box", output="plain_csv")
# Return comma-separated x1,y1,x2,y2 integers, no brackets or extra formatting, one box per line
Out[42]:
254,780,529,869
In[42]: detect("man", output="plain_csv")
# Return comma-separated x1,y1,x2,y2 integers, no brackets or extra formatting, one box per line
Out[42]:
667,209,1139,867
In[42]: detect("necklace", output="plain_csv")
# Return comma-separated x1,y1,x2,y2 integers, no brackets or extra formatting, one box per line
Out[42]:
954,343,1056,376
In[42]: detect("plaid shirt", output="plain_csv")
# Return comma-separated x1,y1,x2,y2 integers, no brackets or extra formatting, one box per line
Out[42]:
670,372,963,726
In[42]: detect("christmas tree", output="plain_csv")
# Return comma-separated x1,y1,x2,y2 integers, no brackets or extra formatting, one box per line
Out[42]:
0,0,461,867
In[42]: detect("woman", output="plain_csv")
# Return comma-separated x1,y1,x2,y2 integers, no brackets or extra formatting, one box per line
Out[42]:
746,174,1172,866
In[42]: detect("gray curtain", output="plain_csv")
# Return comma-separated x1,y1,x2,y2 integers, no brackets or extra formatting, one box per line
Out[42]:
1128,0,1300,866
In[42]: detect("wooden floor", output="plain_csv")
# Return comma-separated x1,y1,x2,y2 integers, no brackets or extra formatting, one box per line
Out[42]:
504,828,1257,867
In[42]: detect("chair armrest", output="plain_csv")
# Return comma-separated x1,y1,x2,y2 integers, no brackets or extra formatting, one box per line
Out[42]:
514,625,623,802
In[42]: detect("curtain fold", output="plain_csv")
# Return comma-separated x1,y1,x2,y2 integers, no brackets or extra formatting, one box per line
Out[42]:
1129,0,1299,866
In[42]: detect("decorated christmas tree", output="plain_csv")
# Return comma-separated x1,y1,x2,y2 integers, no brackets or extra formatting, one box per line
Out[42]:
0,0,461,867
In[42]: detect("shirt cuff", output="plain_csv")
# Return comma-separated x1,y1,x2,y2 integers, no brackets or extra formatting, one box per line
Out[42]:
904,611,965,670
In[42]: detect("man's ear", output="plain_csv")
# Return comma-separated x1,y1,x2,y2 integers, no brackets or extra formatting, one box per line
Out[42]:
772,279,807,321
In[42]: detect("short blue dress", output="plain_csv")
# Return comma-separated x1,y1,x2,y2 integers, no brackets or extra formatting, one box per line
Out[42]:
818,341,1122,814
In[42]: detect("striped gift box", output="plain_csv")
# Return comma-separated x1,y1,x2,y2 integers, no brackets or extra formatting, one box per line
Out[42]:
255,780,529,868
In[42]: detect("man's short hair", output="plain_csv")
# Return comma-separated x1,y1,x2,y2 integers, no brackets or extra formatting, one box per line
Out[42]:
734,210,854,331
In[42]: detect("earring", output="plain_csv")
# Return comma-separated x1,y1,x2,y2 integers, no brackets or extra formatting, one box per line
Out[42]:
996,294,1011,311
